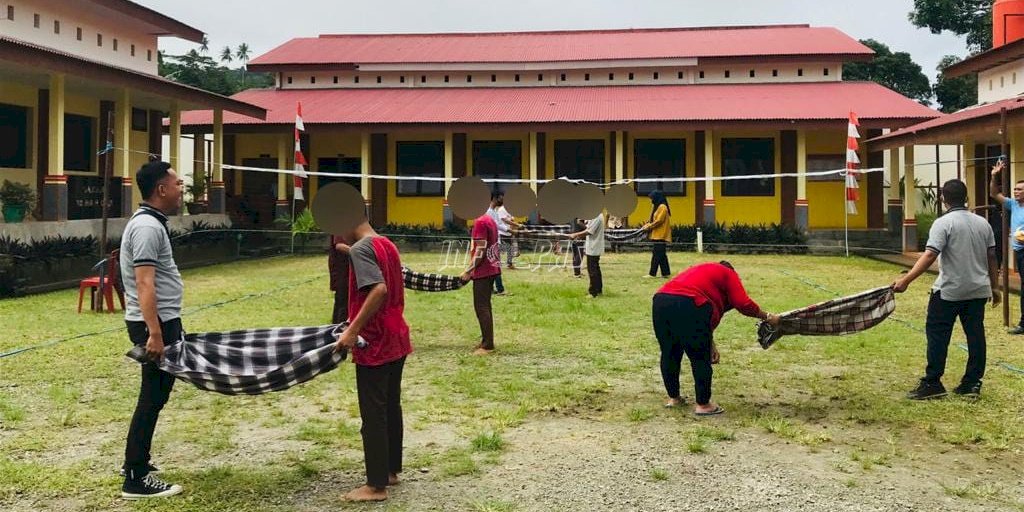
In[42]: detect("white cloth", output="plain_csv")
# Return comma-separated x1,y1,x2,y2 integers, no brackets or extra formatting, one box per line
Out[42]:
584,214,605,256
487,206,509,239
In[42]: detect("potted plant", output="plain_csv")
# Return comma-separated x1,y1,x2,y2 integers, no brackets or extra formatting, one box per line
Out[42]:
0,180,36,223
185,178,207,215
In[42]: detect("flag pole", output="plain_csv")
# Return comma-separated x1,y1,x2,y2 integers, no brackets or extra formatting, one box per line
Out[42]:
844,187,850,257
1001,107,1010,326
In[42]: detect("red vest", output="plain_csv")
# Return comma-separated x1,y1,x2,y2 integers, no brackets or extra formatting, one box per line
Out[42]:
347,236,412,366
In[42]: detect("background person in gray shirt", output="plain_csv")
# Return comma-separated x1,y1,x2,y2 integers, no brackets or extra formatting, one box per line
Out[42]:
118,161,185,500
893,179,1000,401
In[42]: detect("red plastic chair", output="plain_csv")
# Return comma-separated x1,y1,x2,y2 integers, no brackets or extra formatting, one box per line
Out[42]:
77,249,125,313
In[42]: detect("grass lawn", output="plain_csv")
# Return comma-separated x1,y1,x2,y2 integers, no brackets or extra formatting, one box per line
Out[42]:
2,251,1024,511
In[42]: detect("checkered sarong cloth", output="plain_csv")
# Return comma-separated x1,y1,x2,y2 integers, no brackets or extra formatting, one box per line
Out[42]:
756,286,895,350
516,224,644,242
127,324,351,395
402,266,466,292
124,268,463,395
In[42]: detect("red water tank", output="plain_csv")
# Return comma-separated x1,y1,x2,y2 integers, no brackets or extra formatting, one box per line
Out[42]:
994,0,1024,48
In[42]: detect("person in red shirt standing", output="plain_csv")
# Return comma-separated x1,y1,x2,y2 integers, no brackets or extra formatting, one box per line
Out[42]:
333,218,412,502
653,261,778,415
462,200,502,355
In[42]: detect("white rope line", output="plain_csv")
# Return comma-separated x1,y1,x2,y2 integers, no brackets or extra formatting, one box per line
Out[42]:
218,162,886,188
104,144,1020,174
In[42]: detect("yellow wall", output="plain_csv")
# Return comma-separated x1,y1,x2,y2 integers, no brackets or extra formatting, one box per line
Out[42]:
805,129,868,228
222,127,876,230
0,82,38,196
389,132,445,226
625,131,697,226
713,130,782,225
308,132,362,204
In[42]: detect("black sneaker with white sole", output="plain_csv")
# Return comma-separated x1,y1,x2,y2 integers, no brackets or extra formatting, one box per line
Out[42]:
119,463,159,477
953,382,982,398
906,379,947,400
121,473,182,499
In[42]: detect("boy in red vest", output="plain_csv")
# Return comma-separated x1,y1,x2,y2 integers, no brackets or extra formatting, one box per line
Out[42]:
334,218,412,502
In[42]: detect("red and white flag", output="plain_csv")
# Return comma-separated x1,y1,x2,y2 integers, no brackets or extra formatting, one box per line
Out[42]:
845,111,860,215
293,102,308,201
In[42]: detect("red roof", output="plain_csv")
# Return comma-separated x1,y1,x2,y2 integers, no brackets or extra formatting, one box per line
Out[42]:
179,82,938,127
868,95,1024,148
248,25,872,67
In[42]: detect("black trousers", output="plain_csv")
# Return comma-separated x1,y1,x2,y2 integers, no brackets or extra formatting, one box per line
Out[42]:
571,241,583,276
652,293,713,404
924,292,987,387
586,255,603,296
356,356,406,489
1016,250,1024,327
649,241,670,277
473,276,496,349
123,317,182,479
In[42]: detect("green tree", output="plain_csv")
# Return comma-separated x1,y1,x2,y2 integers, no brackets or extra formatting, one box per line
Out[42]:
199,35,210,54
933,55,978,113
236,43,251,87
159,41,272,96
843,39,933,104
219,46,234,65
908,0,992,53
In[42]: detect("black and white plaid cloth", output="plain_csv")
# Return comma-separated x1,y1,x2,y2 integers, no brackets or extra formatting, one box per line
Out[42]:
127,324,352,395
604,228,646,242
402,266,467,292
125,268,464,395
756,286,895,349
516,224,644,242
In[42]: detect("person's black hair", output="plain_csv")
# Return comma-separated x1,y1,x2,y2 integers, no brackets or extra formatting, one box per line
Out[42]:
719,260,734,271
648,190,671,221
137,160,173,200
490,189,505,201
941,179,967,208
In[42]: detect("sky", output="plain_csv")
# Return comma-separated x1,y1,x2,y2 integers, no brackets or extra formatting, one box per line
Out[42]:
147,0,969,83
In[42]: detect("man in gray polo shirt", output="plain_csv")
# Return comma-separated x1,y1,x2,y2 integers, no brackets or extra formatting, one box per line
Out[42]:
893,179,1000,400
118,161,184,499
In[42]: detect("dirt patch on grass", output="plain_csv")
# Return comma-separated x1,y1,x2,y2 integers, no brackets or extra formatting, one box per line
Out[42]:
293,414,1023,512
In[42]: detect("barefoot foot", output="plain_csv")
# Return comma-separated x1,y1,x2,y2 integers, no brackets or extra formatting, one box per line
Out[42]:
343,485,387,502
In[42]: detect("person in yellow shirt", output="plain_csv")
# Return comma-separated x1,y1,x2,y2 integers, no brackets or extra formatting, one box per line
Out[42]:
641,190,672,278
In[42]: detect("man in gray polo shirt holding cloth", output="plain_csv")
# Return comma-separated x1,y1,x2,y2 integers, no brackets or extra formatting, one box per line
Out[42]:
893,179,1000,400
118,161,185,499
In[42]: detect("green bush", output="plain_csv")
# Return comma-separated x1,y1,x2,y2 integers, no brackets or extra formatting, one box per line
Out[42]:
0,180,36,210
916,212,937,252
669,223,808,254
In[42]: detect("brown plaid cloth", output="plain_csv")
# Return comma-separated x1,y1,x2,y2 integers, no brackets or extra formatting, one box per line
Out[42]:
756,286,895,349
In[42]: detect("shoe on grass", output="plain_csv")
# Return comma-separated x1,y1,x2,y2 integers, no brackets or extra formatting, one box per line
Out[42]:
952,382,981,398
1008,325,1024,335
120,463,159,477
121,473,182,500
906,379,947,400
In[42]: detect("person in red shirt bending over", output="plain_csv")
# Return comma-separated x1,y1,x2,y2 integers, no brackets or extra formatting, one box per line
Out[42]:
333,217,412,502
653,261,779,415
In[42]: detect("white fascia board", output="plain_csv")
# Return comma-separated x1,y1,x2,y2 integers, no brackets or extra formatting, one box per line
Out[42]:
355,58,700,72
